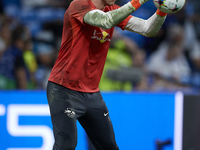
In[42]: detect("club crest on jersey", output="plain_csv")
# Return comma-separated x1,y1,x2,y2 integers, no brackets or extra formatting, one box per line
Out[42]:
64,108,76,118
91,30,111,43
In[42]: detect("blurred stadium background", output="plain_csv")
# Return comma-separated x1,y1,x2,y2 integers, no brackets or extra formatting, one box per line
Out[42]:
0,0,199,150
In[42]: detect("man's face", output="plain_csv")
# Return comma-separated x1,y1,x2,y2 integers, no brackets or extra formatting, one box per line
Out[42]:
102,0,116,6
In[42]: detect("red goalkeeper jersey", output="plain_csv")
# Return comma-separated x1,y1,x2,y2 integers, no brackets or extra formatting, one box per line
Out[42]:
48,0,132,92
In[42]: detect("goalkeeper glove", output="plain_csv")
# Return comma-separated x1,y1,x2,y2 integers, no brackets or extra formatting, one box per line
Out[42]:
130,0,149,10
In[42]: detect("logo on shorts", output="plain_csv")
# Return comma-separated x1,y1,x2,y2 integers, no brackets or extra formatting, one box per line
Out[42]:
104,112,111,121
64,108,76,118
104,112,109,116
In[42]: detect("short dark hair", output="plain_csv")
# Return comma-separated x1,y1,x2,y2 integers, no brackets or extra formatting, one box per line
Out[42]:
11,25,27,44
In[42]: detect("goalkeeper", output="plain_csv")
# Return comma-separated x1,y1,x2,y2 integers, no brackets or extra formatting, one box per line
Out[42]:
47,0,167,149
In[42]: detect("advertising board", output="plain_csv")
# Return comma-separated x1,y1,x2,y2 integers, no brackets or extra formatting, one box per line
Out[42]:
0,91,177,150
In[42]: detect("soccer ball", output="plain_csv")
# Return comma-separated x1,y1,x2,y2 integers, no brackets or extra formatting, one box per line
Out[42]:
153,0,186,14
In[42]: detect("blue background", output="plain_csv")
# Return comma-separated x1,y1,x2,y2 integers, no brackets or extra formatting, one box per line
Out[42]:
0,91,175,150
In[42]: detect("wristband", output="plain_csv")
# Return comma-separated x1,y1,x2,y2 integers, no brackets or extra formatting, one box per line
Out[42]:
130,0,141,10
156,9,167,17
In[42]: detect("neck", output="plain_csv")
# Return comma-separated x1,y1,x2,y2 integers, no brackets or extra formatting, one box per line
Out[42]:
91,0,106,10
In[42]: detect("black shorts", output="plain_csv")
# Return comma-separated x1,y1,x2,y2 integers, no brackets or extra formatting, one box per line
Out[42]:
46,81,119,150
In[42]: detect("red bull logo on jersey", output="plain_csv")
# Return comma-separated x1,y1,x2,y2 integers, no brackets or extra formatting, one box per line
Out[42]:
91,30,111,43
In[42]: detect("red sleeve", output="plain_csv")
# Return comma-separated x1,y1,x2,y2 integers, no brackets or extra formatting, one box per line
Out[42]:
68,0,95,24
112,4,132,30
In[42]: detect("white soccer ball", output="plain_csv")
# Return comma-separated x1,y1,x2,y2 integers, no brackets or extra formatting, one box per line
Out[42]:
153,0,186,14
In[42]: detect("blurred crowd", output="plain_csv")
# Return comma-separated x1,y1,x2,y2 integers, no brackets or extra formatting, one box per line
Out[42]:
0,0,199,93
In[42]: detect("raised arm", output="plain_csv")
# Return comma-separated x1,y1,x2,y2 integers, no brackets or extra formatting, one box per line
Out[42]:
83,0,149,30
125,10,167,37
